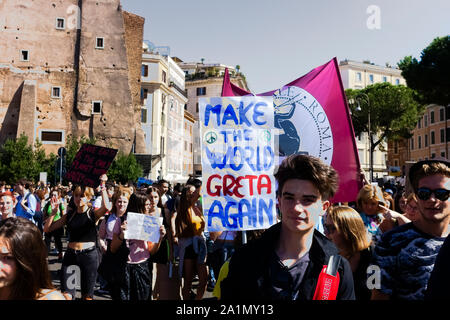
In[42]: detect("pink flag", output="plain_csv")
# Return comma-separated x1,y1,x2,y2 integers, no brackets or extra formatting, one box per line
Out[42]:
221,58,362,203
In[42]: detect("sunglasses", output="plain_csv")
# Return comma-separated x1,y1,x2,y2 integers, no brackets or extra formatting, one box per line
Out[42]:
416,187,450,201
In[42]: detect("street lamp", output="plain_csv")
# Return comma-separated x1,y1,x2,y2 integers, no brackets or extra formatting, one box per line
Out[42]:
349,93,373,182
357,93,373,182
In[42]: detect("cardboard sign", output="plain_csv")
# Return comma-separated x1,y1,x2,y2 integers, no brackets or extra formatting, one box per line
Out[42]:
124,212,163,243
64,144,118,188
199,96,278,232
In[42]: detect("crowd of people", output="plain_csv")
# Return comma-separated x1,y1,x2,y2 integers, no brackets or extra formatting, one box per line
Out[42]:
0,154,449,300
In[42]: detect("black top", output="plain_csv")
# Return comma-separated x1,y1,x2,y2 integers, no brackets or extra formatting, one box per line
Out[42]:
66,208,97,243
269,251,310,300
353,247,373,300
221,223,355,300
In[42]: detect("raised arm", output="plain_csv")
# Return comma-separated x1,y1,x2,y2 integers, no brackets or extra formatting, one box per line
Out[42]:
43,197,67,233
93,174,112,221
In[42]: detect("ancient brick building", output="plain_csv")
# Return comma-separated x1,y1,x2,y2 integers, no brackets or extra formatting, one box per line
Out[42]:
0,0,146,155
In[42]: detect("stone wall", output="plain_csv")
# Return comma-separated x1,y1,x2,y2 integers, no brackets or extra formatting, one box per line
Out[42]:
0,0,145,155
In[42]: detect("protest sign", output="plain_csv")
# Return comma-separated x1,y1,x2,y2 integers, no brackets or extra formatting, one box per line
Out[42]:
124,212,163,243
64,144,117,188
222,58,363,203
200,96,278,232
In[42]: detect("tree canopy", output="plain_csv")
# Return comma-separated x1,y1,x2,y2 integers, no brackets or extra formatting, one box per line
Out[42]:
346,82,424,152
398,35,450,106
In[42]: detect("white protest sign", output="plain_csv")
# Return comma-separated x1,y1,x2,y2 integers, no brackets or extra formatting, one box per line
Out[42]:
200,96,278,232
124,212,163,243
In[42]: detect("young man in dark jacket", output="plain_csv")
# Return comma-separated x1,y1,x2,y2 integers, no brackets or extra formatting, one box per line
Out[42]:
221,154,355,300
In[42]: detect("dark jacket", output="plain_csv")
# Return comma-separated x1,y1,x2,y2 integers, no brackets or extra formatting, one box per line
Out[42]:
425,235,450,300
221,222,355,300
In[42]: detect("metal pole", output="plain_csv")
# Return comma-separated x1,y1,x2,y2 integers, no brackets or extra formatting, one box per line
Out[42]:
59,156,63,184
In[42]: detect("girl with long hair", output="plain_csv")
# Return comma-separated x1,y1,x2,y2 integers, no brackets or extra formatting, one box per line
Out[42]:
109,192,166,300
0,217,68,300
324,205,372,300
175,184,207,300
44,175,111,300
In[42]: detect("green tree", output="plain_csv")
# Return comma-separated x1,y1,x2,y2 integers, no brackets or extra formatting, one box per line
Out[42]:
346,82,424,153
32,139,57,184
107,152,143,184
0,134,57,184
65,134,97,169
398,36,450,106
0,134,35,184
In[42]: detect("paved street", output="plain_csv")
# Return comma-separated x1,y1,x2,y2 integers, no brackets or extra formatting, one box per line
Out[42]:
47,236,214,300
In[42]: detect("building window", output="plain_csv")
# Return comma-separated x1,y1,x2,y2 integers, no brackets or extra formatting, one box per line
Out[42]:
51,86,61,98
418,136,422,148
20,50,29,61
95,37,104,49
431,153,436,159
431,131,435,144
369,74,374,83
430,111,435,124
418,118,421,129
425,134,428,147
440,108,445,121
394,141,398,154
196,102,199,113
424,115,428,127
411,137,414,150
141,108,147,123
394,160,399,167
162,71,167,83
142,65,148,77
184,141,187,151
55,18,65,30
382,76,387,82
356,72,362,82
39,130,64,144
441,151,446,158
441,129,445,143
395,79,400,85
196,87,206,96
160,137,165,155
184,104,187,110
92,101,102,114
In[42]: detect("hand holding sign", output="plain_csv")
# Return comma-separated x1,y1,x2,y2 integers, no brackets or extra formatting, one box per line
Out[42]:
124,212,163,243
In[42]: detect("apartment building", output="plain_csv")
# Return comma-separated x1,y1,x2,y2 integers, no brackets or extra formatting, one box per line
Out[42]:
141,42,190,181
177,60,249,176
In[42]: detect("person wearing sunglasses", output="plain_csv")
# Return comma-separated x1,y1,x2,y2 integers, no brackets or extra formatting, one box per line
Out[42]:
371,159,450,300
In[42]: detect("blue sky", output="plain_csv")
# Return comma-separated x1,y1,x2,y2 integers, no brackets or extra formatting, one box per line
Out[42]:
121,0,450,93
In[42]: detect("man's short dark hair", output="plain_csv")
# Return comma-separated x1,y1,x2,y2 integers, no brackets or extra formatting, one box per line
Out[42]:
158,179,169,186
186,177,202,189
274,154,338,200
409,159,450,192
16,179,33,190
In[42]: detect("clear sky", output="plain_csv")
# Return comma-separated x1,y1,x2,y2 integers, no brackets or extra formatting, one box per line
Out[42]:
121,0,450,93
